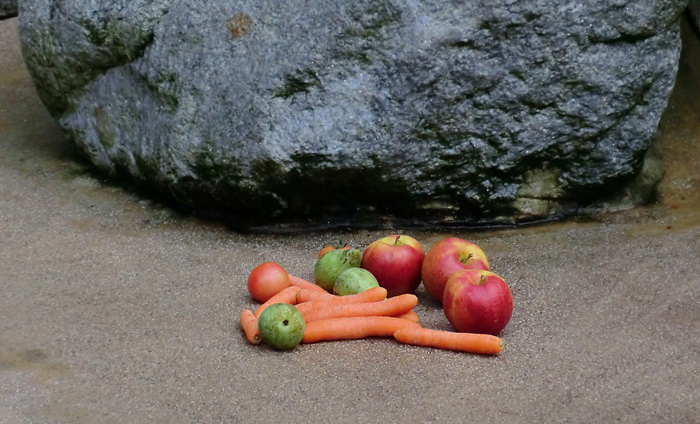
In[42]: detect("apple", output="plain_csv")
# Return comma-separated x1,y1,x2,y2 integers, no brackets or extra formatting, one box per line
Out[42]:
361,234,425,297
257,303,306,350
421,237,490,302
442,269,513,335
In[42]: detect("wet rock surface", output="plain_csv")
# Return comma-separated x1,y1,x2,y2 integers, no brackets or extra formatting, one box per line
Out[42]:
19,0,687,230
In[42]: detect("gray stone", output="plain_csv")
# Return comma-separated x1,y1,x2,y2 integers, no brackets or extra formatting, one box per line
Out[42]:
0,0,17,19
18,0,686,230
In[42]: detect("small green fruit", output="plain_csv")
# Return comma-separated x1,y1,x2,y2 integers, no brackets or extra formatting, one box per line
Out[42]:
333,268,380,296
257,303,305,350
313,248,362,292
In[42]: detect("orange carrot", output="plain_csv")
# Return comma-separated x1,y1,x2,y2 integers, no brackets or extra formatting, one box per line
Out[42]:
302,316,421,343
318,246,335,258
296,288,335,303
318,245,351,258
395,310,420,323
301,293,418,323
288,275,328,293
296,287,388,314
240,309,261,345
254,286,301,318
393,327,504,355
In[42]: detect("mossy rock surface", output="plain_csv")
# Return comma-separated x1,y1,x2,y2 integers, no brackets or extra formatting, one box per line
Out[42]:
18,0,686,231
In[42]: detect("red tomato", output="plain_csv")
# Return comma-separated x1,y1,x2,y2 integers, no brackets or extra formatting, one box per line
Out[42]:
247,262,290,302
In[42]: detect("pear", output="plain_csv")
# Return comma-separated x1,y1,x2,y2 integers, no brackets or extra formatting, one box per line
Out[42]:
333,268,380,296
257,303,305,350
313,248,362,292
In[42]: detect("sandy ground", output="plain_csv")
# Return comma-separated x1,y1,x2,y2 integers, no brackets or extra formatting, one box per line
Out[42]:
2,17,700,424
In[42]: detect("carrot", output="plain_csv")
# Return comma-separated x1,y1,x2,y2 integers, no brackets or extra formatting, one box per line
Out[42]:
393,327,504,355
301,293,418,323
254,286,301,318
318,246,335,258
240,309,261,345
302,316,421,343
318,245,350,258
296,288,335,303
295,287,388,314
394,310,420,323
288,275,328,293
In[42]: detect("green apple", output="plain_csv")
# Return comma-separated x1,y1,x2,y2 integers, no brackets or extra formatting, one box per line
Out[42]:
313,248,362,292
257,303,305,350
333,267,380,296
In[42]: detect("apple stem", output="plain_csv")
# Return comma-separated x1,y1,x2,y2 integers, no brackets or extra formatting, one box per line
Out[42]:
478,274,487,285
460,253,474,265
394,235,401,246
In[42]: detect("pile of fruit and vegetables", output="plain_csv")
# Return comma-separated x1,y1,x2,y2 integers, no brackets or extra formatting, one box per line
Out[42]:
240,235,513,355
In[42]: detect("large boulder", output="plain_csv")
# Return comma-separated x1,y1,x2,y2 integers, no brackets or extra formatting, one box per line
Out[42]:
19,0,686,230
0,0,17,19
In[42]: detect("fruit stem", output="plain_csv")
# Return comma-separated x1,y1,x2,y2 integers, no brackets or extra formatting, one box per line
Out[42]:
394,235,401,246
460,253,474,265
478,274,487,285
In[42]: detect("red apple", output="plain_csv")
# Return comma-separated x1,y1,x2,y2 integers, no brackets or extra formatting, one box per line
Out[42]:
361,235,425,297
421,237,490,302
442,269,513,335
